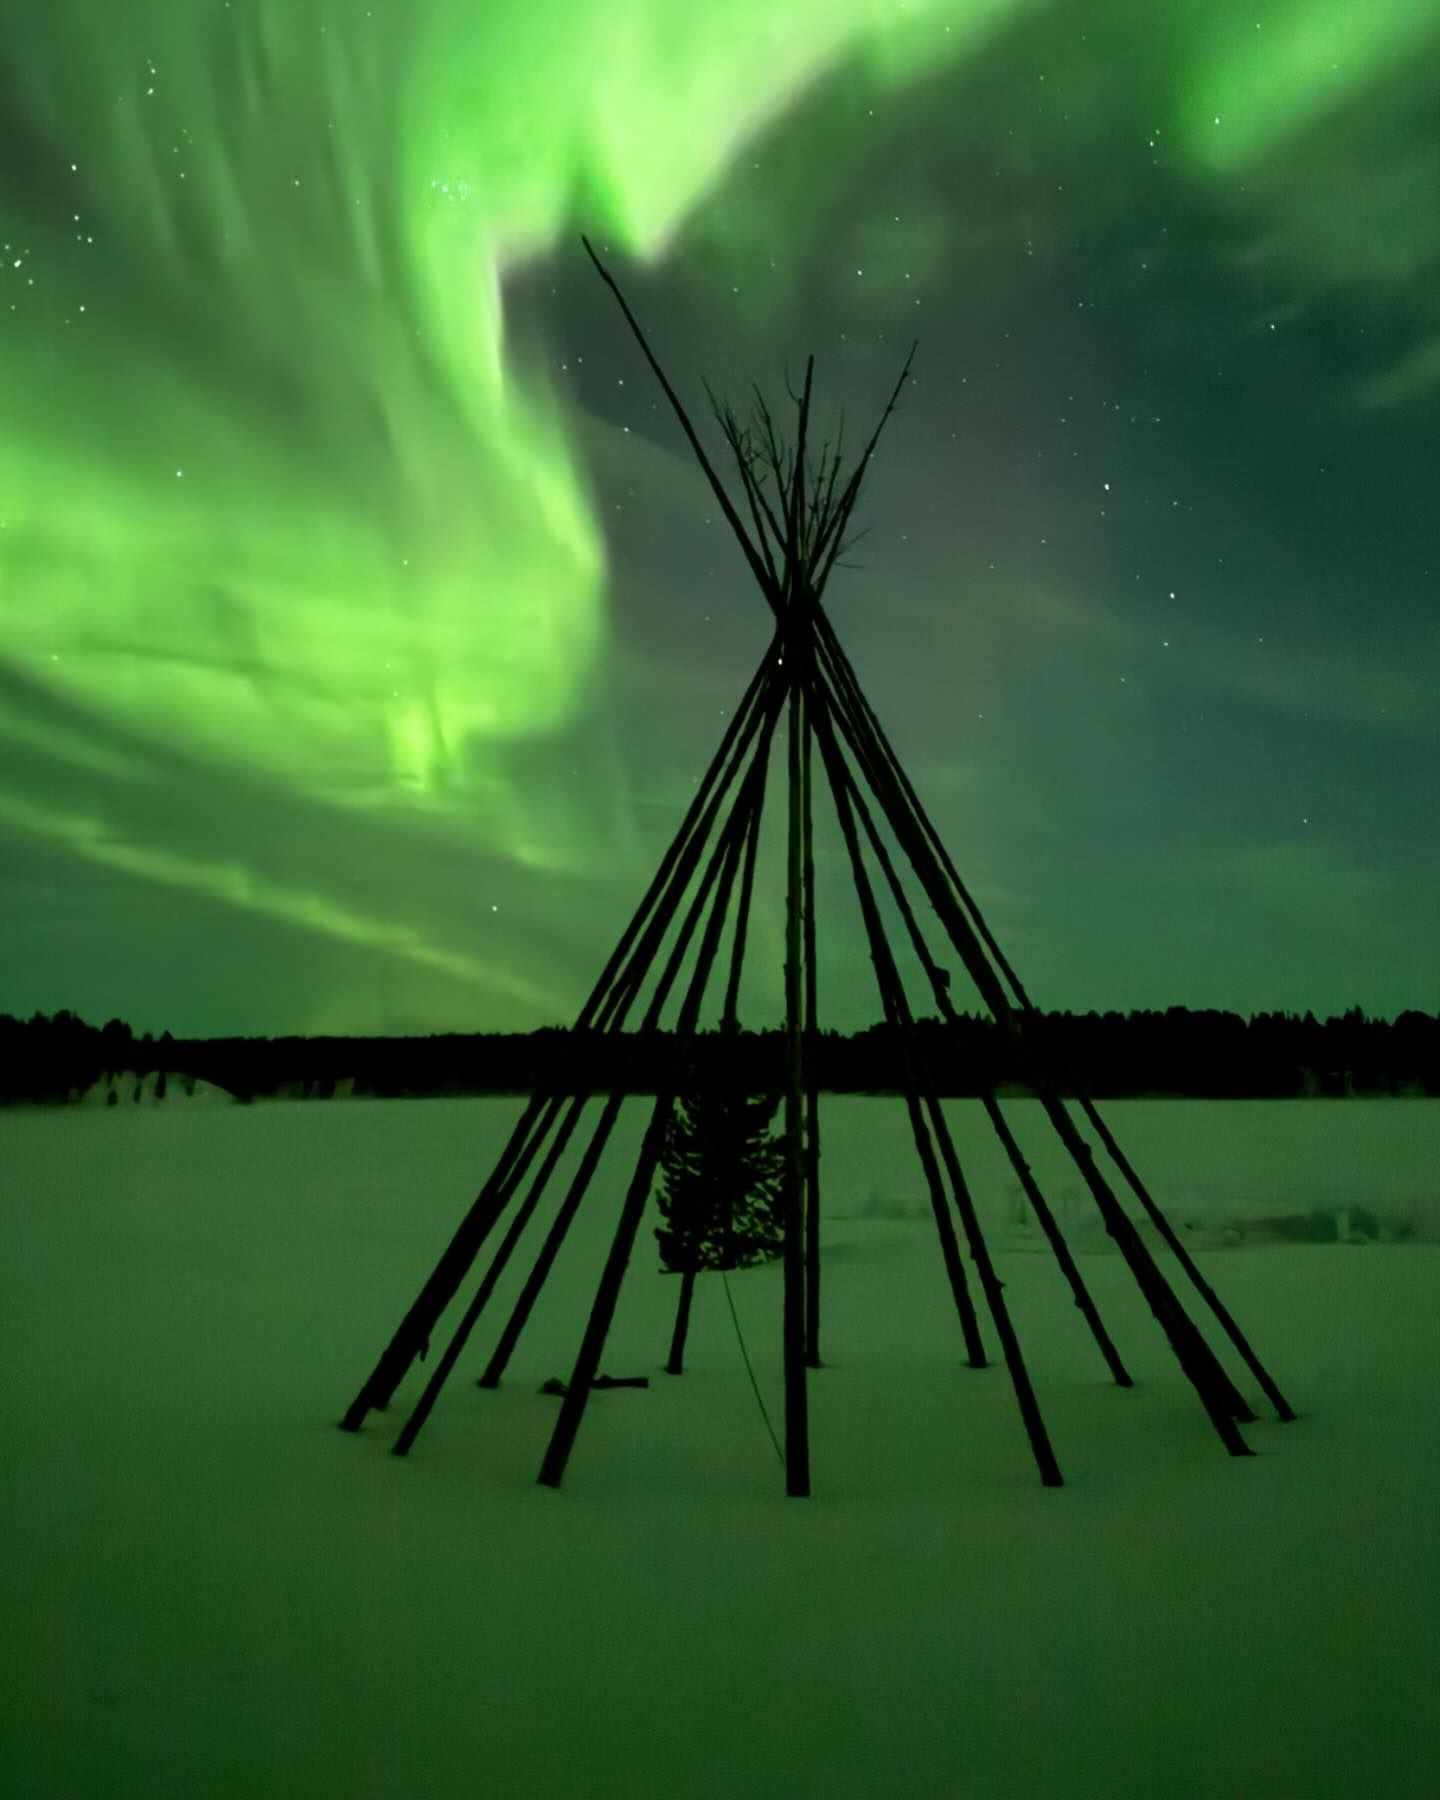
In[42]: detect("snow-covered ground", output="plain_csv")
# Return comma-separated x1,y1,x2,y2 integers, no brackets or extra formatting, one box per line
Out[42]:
4,1097,1438,1798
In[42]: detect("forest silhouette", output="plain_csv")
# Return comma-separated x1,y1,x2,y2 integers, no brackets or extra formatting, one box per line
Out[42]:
3,1005,1437,1105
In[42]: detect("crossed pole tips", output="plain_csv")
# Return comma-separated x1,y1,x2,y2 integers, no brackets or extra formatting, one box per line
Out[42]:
339,236,1295,1499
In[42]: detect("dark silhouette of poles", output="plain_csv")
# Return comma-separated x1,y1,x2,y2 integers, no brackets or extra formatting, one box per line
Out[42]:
813,659,1133,1391
665,773,768,1378
802,680,823,1368
1076,1118,1292,1418
345,236,1292,1499
811,623,1254,1457
819,625,1248,1440
537,691,787,1491
340,1086,558,1428
781,631,812,1496
811,681,1062,1485
804,699,977,1357
775,353,816,1496
463,756,770,1429
355,637,782,1447
464,675,785,1412
806,702,988,1378
664,1253,699,1378
813,606,1291,1420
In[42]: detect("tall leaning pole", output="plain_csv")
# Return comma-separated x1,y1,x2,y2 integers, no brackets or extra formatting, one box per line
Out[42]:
782,610,812,1497
780,359,818,1499
801,654,823,1371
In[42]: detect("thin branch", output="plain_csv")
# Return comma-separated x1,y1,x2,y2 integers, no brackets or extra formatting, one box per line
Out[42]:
704,380,782,589
785,355,815,588
582,235,779,616
811,342,917,592
832,523,874,567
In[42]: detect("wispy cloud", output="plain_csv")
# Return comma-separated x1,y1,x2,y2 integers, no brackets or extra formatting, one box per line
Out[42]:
1008,580,1439,743
1351,333,1440,411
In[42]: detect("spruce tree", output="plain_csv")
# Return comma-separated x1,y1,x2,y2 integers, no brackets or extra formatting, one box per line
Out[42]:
654,1076,787,1273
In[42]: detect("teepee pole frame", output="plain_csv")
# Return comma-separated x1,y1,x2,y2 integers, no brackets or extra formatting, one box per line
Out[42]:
812,672,1133,1391
826,715,989,1375
776,352,817,1497
811,682,1067,1484
538,687,792,1490
812,634,1255,1452
666,754,769,1377
801,687,823,1369
810,706,987,1369
781,641,812,1495
341,627,783,1431
812,608,1293,1422
480,688,784,1410
359,635,784,1450
342,237,1296,1497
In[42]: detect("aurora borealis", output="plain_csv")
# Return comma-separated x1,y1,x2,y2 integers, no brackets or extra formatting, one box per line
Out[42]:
2,1,1437,1035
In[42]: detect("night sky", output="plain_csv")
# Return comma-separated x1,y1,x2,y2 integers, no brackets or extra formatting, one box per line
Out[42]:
1,1,1437,1038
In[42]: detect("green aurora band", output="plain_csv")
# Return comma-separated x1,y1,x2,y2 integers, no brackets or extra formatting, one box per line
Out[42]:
1,0,1434,1027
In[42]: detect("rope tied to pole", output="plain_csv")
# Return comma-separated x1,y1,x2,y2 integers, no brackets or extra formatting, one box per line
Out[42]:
721,1269,785,1467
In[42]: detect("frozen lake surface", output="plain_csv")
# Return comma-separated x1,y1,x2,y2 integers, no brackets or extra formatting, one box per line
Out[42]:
4,1096,1438,1797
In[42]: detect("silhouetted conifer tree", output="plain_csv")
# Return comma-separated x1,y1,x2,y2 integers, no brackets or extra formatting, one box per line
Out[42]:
654,1080,786,1273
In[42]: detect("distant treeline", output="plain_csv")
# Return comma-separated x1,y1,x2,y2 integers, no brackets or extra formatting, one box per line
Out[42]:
3,1005,1439,1104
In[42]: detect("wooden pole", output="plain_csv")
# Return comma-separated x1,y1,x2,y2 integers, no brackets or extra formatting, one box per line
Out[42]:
1057,1099,1293,1419
388,659,782,1454
802,695,823,1368
781,654,812,1497
339,1090,558,1428
771,347,815,1500
807,711,986,1371
815,690,1061,1483
665,1267,698,1376
801,708,983,1371
975,1089,1132,1387
667,789,769,1379
480,708,781,1400
815,688,1133,1390
812,610,1293,1419
538,701,780,1491
340,636,782,1432
395,1086,625,1456
536,1090,680,1489
812,632,1255,1453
